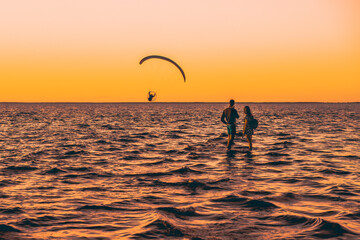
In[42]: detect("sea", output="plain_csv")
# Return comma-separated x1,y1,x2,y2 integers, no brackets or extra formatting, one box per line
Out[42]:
0,103,359,240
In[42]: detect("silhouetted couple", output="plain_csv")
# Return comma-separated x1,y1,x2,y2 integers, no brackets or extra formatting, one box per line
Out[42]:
221,100,255,150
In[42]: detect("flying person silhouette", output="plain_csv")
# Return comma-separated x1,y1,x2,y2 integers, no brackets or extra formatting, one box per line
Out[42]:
147,91,156,102
140,55,186,102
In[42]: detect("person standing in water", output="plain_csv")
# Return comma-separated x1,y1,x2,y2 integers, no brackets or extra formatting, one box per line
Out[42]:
221,99,239,149
243,106,254,150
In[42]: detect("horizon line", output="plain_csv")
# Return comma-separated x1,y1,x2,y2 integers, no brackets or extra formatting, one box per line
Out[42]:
0,101,359,104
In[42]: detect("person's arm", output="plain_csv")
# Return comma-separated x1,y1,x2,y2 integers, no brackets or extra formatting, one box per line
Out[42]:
221,112,227,124
235,110,239,119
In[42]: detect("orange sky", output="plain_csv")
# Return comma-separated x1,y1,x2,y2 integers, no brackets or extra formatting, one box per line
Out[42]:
0,0,359,102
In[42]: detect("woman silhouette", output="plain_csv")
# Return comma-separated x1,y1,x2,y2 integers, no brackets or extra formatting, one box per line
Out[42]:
243,106,254,150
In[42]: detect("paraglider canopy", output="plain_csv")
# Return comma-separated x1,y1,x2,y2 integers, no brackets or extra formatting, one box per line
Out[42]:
139,55,186,82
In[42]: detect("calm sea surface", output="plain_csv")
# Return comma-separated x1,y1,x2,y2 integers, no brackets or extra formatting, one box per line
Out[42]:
0,103,359,239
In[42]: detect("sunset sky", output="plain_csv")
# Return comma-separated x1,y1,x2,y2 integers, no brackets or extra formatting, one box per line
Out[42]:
0,0,359,102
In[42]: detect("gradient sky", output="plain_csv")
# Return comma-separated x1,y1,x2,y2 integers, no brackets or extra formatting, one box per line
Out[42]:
0,0,359,102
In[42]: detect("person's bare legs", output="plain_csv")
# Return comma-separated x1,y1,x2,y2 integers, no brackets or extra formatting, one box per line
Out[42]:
246,135,252,150
227,134,234,149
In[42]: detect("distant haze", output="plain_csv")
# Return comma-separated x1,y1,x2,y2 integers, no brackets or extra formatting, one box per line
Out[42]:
0,0,359,102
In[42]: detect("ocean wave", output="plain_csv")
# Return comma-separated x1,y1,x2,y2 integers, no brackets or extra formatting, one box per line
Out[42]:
265,152,289,157
0,180,19,187
212,195,278,211
267,192,299,203
66,166,93,172
0,103,359,239
81,187,108,192
157,206,202,219
242,199,278,211
308,218,359,238
345,211,360,220
329,186,357,196
43,167,66,174
212,194,248,203
124,171,171,178
4,165,38,172
62,172,114,180
241,190,272,196
17,216,57,227
0,207,24,214
319,168,351,175
303,193,346,202
0,224,22,233
77,205,128,211
137,195,174,205
140,158,176,166
184,179,221,192
262,160,292,166
123,155,140,160
134,219,185,238
258,214,320,227
170,166,204,174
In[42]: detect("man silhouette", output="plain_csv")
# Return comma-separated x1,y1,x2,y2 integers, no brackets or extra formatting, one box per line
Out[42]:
221,99,239,149
148,91,156,102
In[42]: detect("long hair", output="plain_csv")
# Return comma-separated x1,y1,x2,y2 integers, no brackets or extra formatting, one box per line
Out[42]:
244,106,252,117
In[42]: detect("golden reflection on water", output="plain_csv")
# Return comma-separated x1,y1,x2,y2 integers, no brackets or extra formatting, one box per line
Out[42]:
0,103,359,239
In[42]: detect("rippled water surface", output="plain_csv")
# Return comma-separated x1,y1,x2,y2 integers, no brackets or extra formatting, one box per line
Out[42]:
0,103,359,239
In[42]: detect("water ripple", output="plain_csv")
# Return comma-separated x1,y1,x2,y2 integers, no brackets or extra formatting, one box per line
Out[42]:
0,103,359,239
